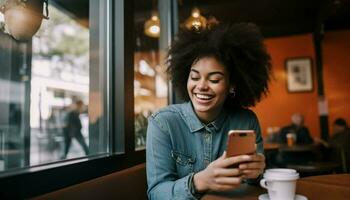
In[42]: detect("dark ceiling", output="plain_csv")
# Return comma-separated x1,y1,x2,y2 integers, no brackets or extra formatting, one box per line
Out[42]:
50,0,349,49
136,0,350,38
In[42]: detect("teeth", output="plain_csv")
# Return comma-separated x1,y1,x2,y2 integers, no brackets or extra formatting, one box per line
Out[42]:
195,94,213,100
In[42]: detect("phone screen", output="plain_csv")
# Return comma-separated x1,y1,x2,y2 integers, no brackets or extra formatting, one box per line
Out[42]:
226,130,256,157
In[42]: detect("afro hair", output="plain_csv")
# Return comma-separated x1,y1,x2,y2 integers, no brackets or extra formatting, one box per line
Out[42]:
166,23,272,108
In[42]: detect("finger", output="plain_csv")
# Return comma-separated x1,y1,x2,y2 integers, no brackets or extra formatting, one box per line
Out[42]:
239,161,265,170
216,151,227,162
215,176,243,185
213,168,241,177
213,184,239,191
241,169,264,177
248,154,265,162
221,151,227,159
242,169,263,174
218,155,251,167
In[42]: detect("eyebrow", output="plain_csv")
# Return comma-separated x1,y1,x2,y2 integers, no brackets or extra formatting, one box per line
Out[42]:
190,69,225,76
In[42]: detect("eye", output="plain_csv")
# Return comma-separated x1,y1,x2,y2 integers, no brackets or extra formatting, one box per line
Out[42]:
210,80,220,84
190,76,200,81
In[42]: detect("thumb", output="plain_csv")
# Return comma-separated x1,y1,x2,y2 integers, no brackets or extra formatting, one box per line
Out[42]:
220,151,227,159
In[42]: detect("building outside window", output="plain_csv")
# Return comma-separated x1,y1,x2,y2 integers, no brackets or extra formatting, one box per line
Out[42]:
0,0,109,172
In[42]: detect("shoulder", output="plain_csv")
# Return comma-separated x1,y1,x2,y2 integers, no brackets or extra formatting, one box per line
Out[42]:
150,103,184,120
226,108,261,130
281,124,293,131
228,108,258,121
301,126,310,132
148,103,186,129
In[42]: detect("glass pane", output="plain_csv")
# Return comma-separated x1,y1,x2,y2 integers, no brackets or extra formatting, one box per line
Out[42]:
134,0,168,150
0,1,109,172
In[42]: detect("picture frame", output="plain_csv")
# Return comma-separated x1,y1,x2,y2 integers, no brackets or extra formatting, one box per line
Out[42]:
285,57,313,92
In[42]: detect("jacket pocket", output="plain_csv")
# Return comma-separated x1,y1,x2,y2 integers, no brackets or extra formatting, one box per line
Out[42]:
171,151,195,165
171,150,196,176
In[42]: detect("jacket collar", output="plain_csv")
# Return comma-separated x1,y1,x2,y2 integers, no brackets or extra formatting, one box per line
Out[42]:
181,102,228,133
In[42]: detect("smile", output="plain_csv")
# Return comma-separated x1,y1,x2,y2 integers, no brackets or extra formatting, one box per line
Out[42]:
195,93,214,100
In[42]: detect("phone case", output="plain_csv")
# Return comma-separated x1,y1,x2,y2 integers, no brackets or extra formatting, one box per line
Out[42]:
226,130,256,157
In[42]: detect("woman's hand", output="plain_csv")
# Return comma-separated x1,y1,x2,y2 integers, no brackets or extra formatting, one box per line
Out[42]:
193,151,252,192
238,153,265,179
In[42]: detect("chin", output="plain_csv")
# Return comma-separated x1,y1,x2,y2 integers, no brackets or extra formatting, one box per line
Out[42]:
192,102,215,113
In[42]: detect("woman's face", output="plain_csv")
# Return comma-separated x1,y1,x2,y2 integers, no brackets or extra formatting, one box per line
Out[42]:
187,57,231,122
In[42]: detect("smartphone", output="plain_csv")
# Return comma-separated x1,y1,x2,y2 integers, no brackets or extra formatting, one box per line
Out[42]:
226,130,256,157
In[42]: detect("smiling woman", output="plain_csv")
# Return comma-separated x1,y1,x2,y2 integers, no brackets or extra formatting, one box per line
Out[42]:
187,57,230,124
146,23,272,200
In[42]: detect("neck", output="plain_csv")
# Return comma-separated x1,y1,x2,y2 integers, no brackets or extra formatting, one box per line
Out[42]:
195,107,223,125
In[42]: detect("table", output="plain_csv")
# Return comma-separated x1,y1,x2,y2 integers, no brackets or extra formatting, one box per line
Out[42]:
263,143,280,151
277,144,318,167
278,144,317,153
296,174,350,200
201,184,265,200
202,174,350,200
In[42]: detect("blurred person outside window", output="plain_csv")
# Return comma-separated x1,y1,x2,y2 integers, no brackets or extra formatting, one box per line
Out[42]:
62,100,89,159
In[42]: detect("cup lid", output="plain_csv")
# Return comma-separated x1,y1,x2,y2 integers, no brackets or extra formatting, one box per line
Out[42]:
263,168,299,181
265,168,297,174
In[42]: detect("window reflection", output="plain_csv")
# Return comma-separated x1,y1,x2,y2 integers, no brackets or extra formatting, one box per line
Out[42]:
134,0,168,150
30,5,90,164
0,1,108,172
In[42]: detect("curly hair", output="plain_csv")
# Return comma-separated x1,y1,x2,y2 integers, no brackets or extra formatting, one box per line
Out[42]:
166,23,272,108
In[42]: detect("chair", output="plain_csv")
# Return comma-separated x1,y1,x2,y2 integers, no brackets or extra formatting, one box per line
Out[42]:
340,147,350,173
286,146,347,177
32,163,147,200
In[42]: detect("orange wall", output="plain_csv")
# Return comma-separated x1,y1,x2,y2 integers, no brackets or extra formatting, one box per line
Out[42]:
253,31,350,139
253,34,320,138
323,30,350,136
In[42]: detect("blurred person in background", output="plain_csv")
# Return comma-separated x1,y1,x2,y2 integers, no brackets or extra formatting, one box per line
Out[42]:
278,113,313,145
315,118,349,147
62,100,89,159
315,118,350,172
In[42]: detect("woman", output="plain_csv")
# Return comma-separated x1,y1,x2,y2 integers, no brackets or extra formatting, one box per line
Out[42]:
146,23,271,199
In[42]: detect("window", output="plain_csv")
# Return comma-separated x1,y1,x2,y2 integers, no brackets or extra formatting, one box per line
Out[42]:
133,0,171,150
0,0,109,171
0,0,176,198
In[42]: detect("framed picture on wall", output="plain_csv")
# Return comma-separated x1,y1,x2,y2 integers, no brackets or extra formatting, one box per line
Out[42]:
285,57,313,92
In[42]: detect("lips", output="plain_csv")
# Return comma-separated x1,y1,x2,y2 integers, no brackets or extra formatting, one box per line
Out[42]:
194,93,214,104
195,93,213,99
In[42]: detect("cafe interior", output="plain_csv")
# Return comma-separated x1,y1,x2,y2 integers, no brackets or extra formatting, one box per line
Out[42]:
0,0,349,199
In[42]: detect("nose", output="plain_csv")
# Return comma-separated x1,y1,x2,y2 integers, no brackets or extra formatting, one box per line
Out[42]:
197,79,209,91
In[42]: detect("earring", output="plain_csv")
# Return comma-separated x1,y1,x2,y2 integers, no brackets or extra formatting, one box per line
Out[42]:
229,88,235,98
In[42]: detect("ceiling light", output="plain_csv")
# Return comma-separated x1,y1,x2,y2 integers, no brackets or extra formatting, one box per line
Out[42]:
185,7,207,31
144,11,160,38
0,0,49,42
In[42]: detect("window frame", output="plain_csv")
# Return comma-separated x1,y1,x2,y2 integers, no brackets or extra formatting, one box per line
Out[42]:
0,0,178,198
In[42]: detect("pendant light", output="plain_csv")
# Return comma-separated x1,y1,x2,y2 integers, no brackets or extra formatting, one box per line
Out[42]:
185,7,207,31
0,0,49,42
144,11,160,38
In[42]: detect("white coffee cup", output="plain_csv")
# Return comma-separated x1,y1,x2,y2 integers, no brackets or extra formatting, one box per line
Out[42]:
260,168,299,200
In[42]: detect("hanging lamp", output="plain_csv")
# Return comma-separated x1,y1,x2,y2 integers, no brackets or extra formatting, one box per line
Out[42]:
185,7,207,31
144,11,160,38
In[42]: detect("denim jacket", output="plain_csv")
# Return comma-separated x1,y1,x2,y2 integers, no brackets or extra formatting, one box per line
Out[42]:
146,102,263,200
